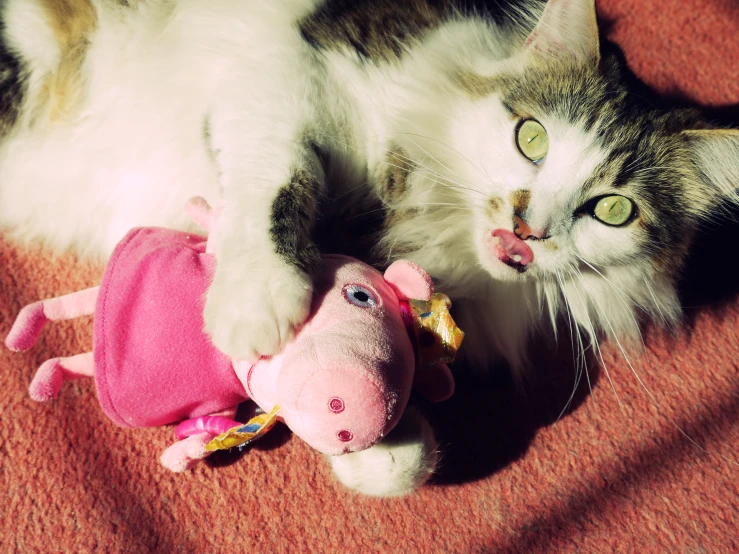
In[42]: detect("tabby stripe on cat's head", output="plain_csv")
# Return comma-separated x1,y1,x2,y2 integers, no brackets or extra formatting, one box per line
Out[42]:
456,49,712,273
0,18,26,136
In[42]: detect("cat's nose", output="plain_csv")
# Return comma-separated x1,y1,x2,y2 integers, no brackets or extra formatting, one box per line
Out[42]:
513,215,549,240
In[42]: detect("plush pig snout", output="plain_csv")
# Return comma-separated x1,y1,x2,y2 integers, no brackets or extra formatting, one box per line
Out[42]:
239,255,419,457
278,360,401,456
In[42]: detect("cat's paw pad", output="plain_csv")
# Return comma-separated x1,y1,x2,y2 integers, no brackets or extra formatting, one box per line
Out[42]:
329,406,439,497
204,260,313,361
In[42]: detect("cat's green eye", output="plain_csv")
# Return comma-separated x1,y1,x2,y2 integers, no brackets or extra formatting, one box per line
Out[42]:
592,195,634,226
515,119,549,163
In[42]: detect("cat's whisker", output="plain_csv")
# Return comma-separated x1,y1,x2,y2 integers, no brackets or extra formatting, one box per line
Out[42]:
389,150,471,188
566,307,589,412
565,267,601,403
574,254,649,351
570,268,730,464
631,166,672,175
643,279,669,326
396,132,497,189
405,124,495,188
620,154,645,174
574,254,649,314
388,150,491,196
343,202,475,222
411,177,484,201
381,160,482,198
415,202,480,210
342,206,388,222
400,132,456,178
323,138,488,199
554,270,588,421
563,263,619,407
412,169,490,199
328,130,498,199
331,179,372,201
373,161,485,208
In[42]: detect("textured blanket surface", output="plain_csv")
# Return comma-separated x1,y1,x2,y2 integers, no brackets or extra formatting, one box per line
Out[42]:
2,1,738,552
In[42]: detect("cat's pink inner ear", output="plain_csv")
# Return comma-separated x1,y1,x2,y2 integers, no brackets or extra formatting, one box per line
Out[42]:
384,260,434,301
524,0,600,62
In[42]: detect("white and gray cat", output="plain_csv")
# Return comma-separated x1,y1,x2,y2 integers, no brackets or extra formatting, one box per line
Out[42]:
0,0,737,496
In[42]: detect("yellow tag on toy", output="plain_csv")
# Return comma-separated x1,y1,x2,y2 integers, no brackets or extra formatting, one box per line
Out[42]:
205,405,281,452
410,293,465,368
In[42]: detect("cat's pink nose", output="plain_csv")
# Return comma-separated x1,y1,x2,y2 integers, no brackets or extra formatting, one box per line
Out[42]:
513,215,548,241
491,229,534,269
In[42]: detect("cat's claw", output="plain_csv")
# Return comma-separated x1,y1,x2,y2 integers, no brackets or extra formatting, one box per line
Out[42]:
204,258,313,361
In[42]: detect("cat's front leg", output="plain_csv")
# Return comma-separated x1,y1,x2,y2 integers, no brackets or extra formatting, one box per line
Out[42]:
204,141,323,361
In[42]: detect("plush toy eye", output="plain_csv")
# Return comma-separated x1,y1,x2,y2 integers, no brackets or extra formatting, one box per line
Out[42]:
342,285,379,308
515,119,549,163
592,195,635,226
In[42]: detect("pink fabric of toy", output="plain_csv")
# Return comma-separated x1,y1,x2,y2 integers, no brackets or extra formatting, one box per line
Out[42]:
6,198,455,470
93,227,246,428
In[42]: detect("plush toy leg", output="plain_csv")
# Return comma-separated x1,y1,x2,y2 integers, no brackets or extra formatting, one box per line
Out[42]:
161,407,239,472
160,433,214,473
29,352,94,402
5,287,100,352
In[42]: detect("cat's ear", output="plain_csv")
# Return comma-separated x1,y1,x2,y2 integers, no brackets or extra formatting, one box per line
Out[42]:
681,129,739,198
523,0,600,63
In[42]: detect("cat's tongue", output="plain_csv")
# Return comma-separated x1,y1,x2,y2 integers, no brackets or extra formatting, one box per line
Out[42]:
491,229,534,270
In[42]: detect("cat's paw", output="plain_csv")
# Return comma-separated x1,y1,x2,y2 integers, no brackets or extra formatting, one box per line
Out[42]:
329,406,439,497
204,256,313,361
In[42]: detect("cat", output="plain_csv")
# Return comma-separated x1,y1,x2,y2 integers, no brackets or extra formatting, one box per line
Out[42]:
0,0,737,497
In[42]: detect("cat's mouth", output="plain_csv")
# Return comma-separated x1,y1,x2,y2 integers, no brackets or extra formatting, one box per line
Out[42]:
490,229,534,273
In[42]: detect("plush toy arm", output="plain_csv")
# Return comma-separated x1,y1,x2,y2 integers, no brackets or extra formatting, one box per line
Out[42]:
185,196,221,255
186,196,216,230
413,363,455,403
161,411,242,472
174,415,242,440
160,434,213,472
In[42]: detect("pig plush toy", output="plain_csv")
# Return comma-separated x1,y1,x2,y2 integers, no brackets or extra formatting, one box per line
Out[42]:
6,197,458,472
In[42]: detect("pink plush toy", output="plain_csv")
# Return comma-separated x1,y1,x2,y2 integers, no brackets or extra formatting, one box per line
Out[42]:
6,197,458,472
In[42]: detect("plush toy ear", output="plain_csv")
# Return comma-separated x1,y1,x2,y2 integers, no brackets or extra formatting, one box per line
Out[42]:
523,0,600,63
384,260,434,301
413,363,455,403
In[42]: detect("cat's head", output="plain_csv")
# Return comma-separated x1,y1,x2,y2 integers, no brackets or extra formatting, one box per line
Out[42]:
379,0,739,343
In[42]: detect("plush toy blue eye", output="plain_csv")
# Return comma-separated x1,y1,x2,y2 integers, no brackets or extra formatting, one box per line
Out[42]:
342,285,378,308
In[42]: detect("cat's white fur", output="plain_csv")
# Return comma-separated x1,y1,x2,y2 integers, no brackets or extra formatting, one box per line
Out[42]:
329,406,439,497
1,0,730,496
